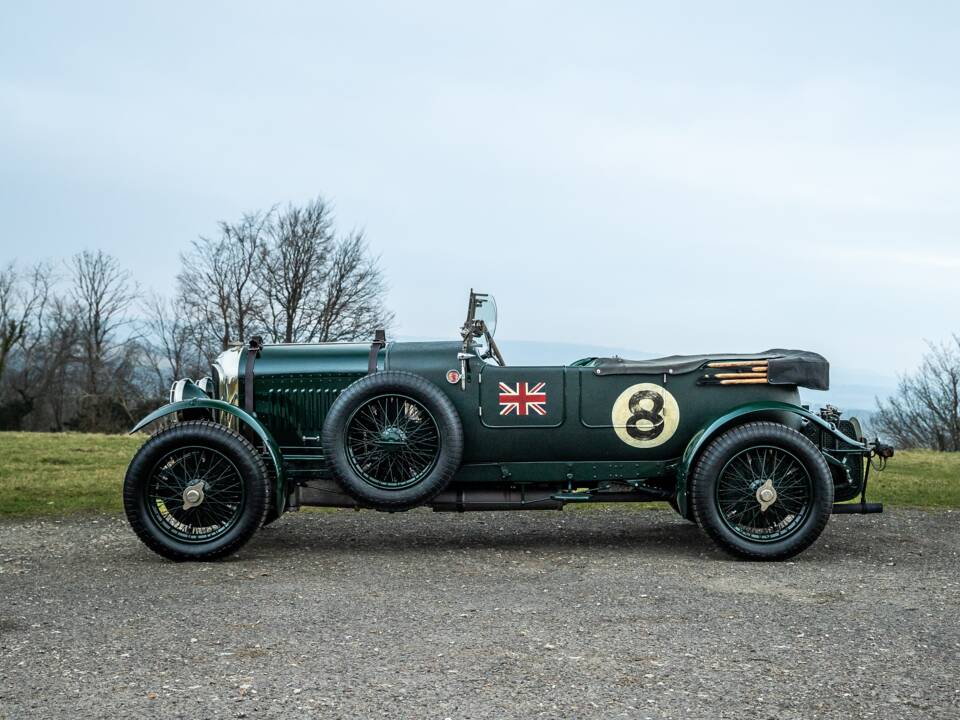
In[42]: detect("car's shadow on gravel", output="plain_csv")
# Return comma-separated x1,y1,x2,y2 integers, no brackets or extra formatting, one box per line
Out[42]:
236,512,888,564
243,512,757,562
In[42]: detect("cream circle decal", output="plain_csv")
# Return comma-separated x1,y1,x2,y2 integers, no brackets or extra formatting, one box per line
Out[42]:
611,383,680,448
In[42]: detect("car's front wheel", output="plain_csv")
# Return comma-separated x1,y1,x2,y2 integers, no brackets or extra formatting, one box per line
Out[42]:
690,421,833,560
123,421,269,561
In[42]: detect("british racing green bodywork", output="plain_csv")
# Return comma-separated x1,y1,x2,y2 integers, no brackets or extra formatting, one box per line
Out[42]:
133,336,870,517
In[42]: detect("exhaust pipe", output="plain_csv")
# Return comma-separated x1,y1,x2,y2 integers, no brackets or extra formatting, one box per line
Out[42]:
295,482,563,511
431,487,562,512
832,502,883,514
296,482,661,512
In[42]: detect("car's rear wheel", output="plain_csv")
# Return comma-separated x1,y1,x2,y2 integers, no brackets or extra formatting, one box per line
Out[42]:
690,421,833,560
322,371,463,510
123,421,269,561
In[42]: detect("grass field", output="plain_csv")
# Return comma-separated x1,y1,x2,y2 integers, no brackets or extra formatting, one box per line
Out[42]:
0,432,144,517
0,432,958,518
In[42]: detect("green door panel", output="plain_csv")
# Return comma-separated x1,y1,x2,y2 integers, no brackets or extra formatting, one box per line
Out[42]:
576,369,803,460
578,371,682,451
384,342,804,466
479,366,565,428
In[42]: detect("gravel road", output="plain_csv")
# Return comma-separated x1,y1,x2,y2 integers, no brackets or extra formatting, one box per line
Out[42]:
1,508,958,719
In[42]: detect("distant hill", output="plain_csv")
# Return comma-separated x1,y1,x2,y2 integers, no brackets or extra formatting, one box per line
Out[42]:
798,366,897,417
495,339,658,366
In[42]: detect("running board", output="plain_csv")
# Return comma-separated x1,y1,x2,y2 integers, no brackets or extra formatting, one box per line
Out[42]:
832,502,883,514
551,490,670,503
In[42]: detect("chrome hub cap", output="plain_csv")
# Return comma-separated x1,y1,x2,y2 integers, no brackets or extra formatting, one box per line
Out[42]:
716,445,813,542
756,479,777,512
377,426,408,450
182,482,205,510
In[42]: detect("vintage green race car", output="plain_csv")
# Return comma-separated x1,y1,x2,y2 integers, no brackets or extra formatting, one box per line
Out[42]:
124,291,893,562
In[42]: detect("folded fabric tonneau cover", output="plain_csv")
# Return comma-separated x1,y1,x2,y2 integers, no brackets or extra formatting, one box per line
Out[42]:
592,349,829,391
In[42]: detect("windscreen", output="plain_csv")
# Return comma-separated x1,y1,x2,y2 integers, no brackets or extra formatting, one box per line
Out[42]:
473,293,497,337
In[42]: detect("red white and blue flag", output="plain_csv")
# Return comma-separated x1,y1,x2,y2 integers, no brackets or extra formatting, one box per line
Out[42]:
498,381,547,416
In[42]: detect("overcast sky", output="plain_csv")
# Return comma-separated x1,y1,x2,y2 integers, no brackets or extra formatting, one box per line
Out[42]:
2,2,957,376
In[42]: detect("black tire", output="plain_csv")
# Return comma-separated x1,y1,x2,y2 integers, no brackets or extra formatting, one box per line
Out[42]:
690,421,833,561
261,506,282,527
667,496,697,523
322,371,463,510
123,420,269,561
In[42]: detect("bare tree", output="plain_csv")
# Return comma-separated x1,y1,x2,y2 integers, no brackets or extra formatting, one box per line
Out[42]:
179,200,395,349
0,262,50,383
179,212,268,351
258,198,333,343
71,250,135,429
222,213,265,344
39,297,81,431
178,236,230,351
0,265,23,383
311,232,394,342
140,293,214,394
0,263,58,429
141,293,191,393
875,335,960,451
0,196,394,432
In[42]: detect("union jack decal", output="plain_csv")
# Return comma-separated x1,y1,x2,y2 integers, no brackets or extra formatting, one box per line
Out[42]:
498,381,547,416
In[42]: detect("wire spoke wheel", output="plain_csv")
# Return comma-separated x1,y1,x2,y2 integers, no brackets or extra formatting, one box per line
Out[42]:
323,372,463,510
345,394,441,490
145,445,245,543
715,445,813,543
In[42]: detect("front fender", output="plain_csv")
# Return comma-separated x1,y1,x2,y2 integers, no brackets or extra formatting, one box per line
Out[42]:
129,398,287,515
674,401,868,518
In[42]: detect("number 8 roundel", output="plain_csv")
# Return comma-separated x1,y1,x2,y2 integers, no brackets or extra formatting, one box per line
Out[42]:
611,383,680,448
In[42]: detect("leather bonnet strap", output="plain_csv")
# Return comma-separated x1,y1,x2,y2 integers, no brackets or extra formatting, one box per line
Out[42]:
368,329,387,374
244,336,263,414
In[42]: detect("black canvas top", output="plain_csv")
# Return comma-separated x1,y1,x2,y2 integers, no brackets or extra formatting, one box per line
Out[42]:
593,349,829,391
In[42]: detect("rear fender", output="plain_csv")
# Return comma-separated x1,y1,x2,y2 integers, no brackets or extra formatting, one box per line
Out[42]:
675,401,868,518
129,398,287,514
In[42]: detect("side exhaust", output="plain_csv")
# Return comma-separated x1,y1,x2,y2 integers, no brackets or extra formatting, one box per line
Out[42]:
295,482,564,511
832,502,883,514
431,487,563,512
295,481,664,512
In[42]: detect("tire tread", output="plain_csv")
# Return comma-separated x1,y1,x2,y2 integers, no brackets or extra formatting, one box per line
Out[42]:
321,371,463,510
123,420,269,561
690,421,833,561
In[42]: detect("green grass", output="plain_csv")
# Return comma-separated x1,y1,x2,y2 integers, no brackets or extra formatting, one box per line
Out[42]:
0,433,958,518
0,432,143,517
865,449,960,509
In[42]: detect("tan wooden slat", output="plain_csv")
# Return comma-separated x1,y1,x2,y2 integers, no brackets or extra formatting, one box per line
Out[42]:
713,372,768,379
707,360,769,368
719,378,770,385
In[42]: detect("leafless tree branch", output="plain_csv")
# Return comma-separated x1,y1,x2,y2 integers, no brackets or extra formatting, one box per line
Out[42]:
875,335,960,451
